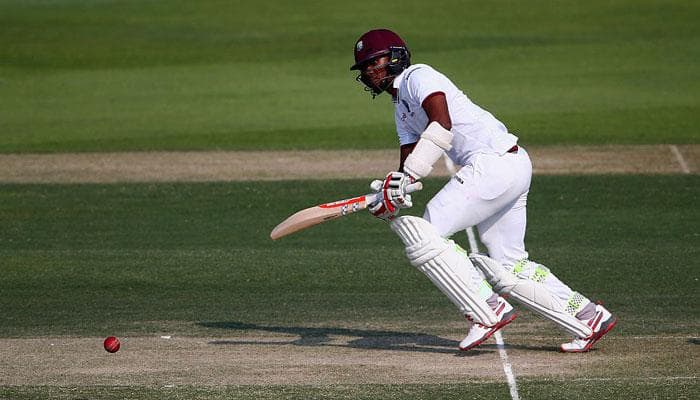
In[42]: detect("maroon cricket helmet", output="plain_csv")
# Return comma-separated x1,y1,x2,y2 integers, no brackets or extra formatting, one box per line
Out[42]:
351,29,411,97
350,29,410,71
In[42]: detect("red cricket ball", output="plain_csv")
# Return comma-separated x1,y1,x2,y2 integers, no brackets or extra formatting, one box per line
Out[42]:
103,336,120,353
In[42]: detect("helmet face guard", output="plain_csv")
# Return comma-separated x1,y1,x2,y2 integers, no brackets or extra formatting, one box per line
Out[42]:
355,47,411,97
351,29,411,97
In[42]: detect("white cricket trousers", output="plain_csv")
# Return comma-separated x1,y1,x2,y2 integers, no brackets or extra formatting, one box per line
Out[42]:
424,147,532,266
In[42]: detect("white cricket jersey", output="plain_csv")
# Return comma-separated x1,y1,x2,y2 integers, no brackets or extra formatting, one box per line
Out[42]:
393,64,518,166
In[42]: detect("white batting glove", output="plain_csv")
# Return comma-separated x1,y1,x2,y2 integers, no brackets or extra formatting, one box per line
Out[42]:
381,171,417,209
369,179,384,193
368,179,399,222
368,198,399,222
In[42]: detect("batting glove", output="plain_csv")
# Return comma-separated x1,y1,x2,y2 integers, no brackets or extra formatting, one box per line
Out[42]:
381,171,417,209
368,198,399,222
368,179,399,222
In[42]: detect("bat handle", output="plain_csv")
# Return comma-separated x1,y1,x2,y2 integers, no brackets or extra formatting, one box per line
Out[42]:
406,181,423,194
365,192,381,205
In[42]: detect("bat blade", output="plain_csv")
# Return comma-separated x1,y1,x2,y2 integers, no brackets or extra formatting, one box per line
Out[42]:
269,182,422,240
270,193,377,240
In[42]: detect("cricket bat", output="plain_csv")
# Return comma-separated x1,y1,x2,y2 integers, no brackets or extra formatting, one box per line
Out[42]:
270,182,423,240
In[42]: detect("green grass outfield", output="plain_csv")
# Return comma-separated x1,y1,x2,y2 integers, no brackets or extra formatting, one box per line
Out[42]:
1,177,698,337
1,0,699,152
1,0,698,398
1,176,698,398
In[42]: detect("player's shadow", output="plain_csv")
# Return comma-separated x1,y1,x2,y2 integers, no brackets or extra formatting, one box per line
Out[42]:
198,321,557,355
200,321,466,355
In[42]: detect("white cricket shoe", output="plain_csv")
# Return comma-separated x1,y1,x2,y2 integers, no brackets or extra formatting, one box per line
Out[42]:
560,303,617,353
459,297,517,351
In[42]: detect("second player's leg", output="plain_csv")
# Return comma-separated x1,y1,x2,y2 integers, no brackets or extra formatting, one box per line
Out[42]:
471,253,617,352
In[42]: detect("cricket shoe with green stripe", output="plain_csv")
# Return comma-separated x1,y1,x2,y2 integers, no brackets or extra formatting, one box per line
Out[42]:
459,296,517,351
560,304,617,353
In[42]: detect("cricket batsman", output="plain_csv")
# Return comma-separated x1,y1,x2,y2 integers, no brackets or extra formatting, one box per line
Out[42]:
351,28,616,352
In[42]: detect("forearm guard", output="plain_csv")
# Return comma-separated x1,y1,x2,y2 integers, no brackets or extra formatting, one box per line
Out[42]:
403,121,453,179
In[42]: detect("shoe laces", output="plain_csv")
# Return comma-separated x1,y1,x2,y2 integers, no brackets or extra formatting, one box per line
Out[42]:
565,337,588,347
465,315,489,328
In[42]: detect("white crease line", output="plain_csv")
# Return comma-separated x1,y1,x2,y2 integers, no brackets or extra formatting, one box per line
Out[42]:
508,335,695,341
670,145,691,174
629,335,696,340
494,331,520,400
568,376,698,382
467,227,519,400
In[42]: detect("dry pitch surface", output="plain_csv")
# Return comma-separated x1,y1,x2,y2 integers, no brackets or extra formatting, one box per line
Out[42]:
1,145,698,388
1,327,695,386
0,144,697,183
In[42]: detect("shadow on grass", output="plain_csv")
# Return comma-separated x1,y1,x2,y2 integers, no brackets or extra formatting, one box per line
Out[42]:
198,321,557,355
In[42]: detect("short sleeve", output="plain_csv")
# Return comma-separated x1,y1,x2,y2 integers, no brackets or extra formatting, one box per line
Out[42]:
397,128,420,146
404,67,449,106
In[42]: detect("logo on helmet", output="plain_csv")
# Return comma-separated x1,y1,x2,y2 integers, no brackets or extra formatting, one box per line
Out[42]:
356,41,363,51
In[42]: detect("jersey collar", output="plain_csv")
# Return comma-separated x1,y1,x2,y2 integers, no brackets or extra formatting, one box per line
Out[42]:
391,69,408,102
392,68,407,90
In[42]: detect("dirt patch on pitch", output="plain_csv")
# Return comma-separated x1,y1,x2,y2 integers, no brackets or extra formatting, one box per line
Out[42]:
0,332,694,386
0,145,696,183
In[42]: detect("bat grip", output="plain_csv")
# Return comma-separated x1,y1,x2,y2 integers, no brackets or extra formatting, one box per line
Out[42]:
365,192,381,205
405,181,423,194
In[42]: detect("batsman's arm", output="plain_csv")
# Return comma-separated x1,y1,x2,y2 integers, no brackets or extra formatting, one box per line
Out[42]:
401,92,453,179
398,142,417,173
422,92,452,131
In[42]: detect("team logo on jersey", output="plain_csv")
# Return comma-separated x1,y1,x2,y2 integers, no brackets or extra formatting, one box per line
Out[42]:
399,111,415,121
356,40,363,51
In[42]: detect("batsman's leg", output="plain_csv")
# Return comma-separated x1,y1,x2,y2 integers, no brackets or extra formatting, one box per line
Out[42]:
560,302,617,353
474,176,616,351
390,216,516,350
470,253,617,351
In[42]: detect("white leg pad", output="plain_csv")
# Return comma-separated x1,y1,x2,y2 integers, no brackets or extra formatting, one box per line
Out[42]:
390,216,499,326
470,253,593,338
